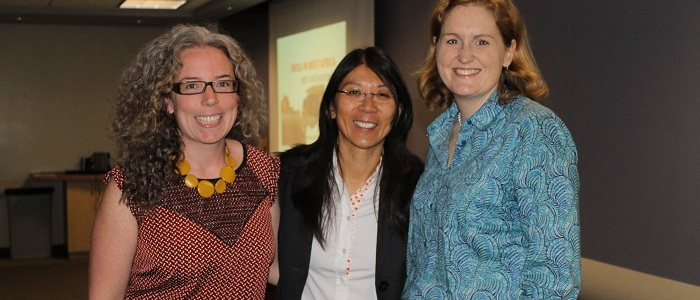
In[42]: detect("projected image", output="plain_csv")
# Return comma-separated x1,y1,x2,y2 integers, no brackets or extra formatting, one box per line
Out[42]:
276,21,347,151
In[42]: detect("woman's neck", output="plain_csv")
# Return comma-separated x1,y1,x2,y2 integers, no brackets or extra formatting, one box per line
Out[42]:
454,86,497,119
336,145,382,194
181,140,228,178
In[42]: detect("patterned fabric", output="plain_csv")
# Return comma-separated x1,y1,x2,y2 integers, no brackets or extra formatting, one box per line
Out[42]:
106,144,280,299
403,92,580,299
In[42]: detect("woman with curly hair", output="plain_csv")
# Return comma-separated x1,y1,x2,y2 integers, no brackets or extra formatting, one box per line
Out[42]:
89,24,279,299
403,0,580,298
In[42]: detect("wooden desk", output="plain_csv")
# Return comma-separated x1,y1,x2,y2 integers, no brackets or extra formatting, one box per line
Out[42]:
31,172,105,257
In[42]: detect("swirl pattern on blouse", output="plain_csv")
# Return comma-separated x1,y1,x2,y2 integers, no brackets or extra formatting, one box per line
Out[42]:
403,92,580,299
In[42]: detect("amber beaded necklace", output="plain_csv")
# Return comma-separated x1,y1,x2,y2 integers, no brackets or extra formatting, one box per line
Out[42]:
175,145,236,198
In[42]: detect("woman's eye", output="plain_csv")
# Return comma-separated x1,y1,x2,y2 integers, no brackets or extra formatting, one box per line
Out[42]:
184,83,199,90
377,92,392,99
217,81,230,87
348,90,362,96
476,39,490,46
446,39,460,45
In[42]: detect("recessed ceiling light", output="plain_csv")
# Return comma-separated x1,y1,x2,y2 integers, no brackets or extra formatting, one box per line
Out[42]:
120,0,187,10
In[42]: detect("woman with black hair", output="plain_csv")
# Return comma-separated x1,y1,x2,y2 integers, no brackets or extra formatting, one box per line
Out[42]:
273,47,424,300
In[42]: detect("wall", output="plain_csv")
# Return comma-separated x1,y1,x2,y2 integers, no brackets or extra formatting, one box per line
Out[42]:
375,0,437,159
517,0,700,286
266,0,375,152
0,23,168,248
220,1,270,139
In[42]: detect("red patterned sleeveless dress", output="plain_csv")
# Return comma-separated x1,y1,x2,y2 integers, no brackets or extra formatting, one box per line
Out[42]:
106,144,279,299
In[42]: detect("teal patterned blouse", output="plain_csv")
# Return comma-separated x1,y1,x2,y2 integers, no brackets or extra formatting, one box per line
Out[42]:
403,91,580,299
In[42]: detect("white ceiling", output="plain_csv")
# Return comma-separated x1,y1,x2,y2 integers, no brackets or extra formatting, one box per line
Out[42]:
0,0,267,26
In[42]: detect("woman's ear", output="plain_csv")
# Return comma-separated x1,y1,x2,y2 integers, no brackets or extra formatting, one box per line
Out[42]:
504,39,517,68
165,97,175,114
396,103,402,121
330,104,336,119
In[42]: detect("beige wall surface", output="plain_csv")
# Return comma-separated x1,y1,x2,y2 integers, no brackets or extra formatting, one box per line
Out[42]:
0,23,167,248
0,23,167,184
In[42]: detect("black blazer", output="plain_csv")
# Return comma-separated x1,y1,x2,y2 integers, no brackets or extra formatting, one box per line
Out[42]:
275,155,408,300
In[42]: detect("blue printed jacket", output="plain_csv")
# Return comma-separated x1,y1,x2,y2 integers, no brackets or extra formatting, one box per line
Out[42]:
403,92,580,299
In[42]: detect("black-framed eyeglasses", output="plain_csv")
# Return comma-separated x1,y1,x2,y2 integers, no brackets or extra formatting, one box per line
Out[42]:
172,79,239,95
336,90,394,101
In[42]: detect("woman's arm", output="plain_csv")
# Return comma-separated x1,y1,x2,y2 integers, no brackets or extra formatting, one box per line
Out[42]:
268,195,280,285
515,117,581,299
89,179,138,299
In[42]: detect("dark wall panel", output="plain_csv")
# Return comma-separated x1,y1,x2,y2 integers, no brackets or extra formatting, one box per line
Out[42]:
517,1,700,285
219,2,270,137
376,0,439,159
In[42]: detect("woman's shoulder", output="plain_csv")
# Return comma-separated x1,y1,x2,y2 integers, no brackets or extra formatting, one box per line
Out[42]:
506,96,577,149
241,142,279,169
243,142,273,158
506,96,570,128
507,95,560,120
239,142,280,193
104,166,124,190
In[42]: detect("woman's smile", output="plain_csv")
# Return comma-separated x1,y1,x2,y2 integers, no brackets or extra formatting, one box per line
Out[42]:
195,114,223,126
353,120,378,129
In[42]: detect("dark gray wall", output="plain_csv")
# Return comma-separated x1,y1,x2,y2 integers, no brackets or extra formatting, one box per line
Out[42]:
219,2,270,137
377,0,700,286
376,0,440,159
220,2,270,89
518,1,700,286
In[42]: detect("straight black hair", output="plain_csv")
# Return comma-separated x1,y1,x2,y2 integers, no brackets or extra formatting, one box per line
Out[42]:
281,47,424,246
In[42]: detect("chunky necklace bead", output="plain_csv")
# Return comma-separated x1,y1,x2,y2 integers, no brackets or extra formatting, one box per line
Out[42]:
175,145,236,198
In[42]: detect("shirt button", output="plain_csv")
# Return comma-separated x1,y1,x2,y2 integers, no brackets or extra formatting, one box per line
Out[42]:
342,248,347,253
346,216,351,221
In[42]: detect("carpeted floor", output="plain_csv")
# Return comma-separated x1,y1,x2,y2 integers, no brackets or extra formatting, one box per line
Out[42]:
0,256,89,300
0,255,277,299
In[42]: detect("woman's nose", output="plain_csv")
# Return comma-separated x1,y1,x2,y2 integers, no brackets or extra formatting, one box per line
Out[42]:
201,86,218,106
458,44,474,63
358,94,378,113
